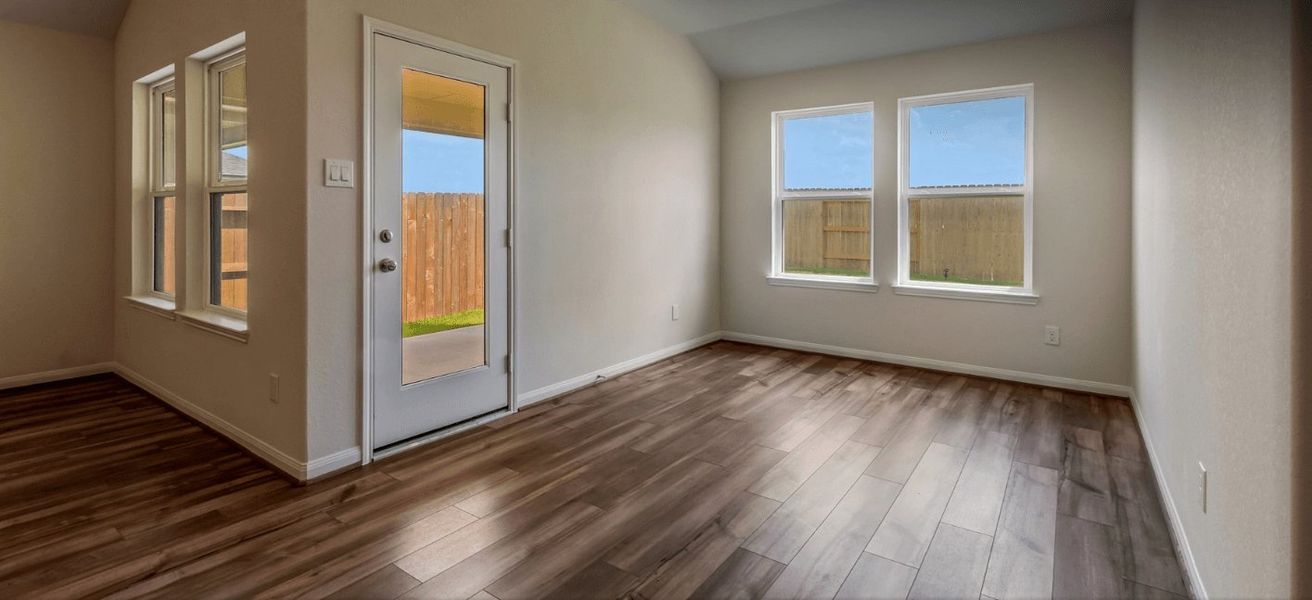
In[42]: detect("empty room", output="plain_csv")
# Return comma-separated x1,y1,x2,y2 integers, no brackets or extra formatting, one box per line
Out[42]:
1,0,1307,598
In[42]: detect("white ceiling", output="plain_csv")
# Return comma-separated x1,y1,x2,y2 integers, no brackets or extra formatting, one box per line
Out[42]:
620,0,1133,79
0,0,130,39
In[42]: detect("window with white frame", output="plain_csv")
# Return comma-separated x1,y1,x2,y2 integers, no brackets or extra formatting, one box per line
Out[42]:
771,103,875,286
206,50,249,315
149,79,178,297
898,84,1033,297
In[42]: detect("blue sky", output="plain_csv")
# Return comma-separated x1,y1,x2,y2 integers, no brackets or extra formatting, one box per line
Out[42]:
403,129,484,193
783,112,873,190
782,97,1024,190
909,96,1025,188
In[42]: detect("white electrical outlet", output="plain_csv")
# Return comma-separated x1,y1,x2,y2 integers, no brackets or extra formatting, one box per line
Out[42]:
671,304,680,321
1044,325,1061,346
1198,462,1208,513
269,373,280,404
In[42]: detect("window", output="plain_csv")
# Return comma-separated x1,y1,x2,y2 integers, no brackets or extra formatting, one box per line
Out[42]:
150,79,177,296
897,84,1035,302
771,103,875,290
207,51,248,314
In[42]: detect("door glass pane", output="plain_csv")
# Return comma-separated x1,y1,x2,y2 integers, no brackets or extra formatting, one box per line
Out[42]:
908,195,1023,287
400,68,486,385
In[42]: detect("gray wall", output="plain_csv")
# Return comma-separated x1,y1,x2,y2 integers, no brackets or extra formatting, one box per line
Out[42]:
1132,0,1293,596
720,22,1133,387
303,0,722,460
0,21,115,382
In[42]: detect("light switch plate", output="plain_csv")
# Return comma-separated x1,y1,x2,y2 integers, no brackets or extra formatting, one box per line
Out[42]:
324,159,354,188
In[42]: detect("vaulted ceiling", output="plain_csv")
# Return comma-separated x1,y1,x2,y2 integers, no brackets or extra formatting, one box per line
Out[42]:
0,0,130,39
0,0,1131,76
619,0,1133,79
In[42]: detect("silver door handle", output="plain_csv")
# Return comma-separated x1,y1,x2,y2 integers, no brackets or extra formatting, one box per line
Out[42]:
378,258,398,272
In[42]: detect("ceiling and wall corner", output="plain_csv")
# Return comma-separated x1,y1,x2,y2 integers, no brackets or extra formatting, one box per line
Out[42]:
0,0,130,39
619,0,1133,79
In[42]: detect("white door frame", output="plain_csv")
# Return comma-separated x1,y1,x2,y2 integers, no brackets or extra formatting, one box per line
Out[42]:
360,16,519,465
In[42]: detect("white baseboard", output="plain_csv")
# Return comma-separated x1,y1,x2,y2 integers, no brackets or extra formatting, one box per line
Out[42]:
516,330,724,407
1127,388,1208,599
0,362,116,391
306,446,363,480
721,331,1132,397
113,363,313,482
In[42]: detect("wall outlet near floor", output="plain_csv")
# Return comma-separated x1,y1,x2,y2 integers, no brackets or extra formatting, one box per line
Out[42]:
1044,325,1061,346
1198,462,1208,513
268,373,280,404
671,304,680,321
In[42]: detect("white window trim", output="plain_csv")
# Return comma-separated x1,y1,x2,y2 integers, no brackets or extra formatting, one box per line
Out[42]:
894,83,1037,304
127,76,179,313
177,309,249,341
770,102,877,292
204,49,248,322
149,78,176,302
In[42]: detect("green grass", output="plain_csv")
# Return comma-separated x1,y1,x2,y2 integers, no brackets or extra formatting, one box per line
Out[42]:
403,308,485,338
911,273,1022,287
785,266,870,278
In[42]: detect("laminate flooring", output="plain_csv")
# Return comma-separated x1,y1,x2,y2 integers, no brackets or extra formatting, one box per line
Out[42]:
0,342,1189,599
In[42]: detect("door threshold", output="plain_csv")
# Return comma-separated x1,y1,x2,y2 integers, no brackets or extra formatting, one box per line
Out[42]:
372,407,510,461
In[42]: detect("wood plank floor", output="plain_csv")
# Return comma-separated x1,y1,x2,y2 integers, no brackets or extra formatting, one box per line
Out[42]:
0,342,1190,599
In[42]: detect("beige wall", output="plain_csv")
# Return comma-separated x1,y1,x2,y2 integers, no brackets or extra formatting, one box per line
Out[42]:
113,0,310,462
720,22,1133,387
0,21,115,380
1132,0,1293,596
303,1,721,459
1294,0,1312,593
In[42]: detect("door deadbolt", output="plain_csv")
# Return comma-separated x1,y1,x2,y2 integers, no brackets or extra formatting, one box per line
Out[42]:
378,258,398,272
379,229,394,243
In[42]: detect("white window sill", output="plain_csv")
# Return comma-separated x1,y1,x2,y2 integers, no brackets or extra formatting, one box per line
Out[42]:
124,295,177,319
892,283,1039,305
177,309,249,342
766,275,879,293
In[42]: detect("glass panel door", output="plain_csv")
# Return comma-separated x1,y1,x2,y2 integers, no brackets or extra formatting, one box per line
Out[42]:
370,31,510,451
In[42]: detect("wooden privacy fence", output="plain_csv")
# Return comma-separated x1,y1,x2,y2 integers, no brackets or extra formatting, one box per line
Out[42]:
782,196,1024,285
217,193,248,310
402,192,485,322
909,195,1023,285
783,200,871,276
154,196,246,309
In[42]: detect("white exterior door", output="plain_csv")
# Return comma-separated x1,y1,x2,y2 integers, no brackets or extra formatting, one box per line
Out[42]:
370,32,510,450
